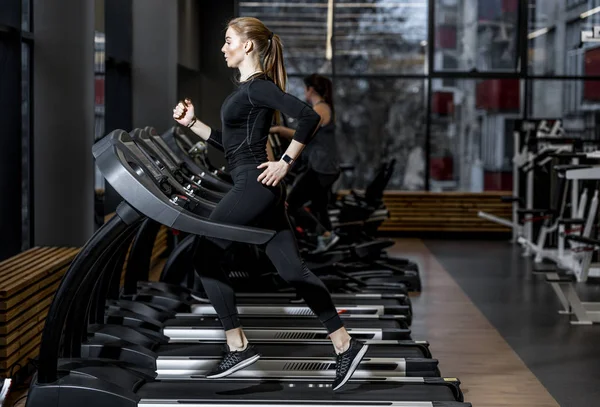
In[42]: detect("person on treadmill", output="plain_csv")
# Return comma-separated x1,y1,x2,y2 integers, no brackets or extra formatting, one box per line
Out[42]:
270,73,341,254
172,16,368,391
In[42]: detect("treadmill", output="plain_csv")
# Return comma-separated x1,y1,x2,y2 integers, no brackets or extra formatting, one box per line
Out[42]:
71,132,432,379
25,128,470,407
137,127,416,294
155,340,439,379
114,227,412,321
159,126,232,193
88,243,433,381
141,225,414,301
116,129,412,304
137,278,411,309
113,220,413,325
160,315,409,342
93,133,410,344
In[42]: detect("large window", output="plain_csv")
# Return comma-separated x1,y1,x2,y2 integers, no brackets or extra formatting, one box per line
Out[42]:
239,0,600,192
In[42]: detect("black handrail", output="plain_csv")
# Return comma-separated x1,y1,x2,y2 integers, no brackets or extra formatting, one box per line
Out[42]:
138,128,225,203
124,218,161,295
37,202,143,384
96,239,132,323
71,231,139,358
159,127,232,193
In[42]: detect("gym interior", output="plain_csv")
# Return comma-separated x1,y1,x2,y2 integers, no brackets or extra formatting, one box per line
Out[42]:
1,0,599,406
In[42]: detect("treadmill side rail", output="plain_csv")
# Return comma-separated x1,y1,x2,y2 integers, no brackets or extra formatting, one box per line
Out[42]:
26,373,139,407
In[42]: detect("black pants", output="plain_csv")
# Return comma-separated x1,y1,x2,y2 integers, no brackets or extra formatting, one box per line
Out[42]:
287,168,339,233
192,164,344,334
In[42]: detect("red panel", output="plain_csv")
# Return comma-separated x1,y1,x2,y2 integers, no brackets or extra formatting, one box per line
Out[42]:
475,79,520,112
95,77,105,106
430,157,454,181
584,47,600,101
502,0,518,13
435,25,457,49
432,92,454,115
484,171,513,191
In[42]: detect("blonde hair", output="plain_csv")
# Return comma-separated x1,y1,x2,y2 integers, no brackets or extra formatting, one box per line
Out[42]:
227,17,287,93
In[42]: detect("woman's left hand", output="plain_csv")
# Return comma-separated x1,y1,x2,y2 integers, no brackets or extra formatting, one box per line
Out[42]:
257,160,289,186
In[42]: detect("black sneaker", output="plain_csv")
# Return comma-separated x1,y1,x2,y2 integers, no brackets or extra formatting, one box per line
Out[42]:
205,344,261,379
333,338,369,391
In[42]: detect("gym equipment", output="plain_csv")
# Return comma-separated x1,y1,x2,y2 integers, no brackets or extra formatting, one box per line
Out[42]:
155,340,439,378
135,127,419,293
166,126,419,274
109,130,413,313
546,234,600,325
538,160,600,325
478,119,575,245
24,129,470,407
162,125,232,184
131,130,224,203
87,132,410,341
518,153,600,280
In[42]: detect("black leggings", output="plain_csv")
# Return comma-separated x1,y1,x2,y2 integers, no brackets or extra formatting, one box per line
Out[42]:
192,164,344,334
287,168,339,233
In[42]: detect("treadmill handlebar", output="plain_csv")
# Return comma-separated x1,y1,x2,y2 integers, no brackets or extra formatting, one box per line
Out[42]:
93,130,275,245
160,127,233,193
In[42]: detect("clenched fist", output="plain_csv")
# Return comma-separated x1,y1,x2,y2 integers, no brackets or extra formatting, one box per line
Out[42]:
173,98,195,127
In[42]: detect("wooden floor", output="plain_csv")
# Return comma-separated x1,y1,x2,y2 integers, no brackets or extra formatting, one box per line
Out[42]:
397,238,559,407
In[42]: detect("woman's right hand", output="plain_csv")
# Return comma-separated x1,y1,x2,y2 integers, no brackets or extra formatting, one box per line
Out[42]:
173,98,195,127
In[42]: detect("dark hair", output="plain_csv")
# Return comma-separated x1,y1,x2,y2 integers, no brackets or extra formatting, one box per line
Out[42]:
303,74,334,112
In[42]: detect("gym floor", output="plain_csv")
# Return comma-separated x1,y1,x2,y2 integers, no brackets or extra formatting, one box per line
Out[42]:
406,238,600,407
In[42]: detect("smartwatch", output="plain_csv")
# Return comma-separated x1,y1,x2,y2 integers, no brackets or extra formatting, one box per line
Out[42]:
281,154,295,165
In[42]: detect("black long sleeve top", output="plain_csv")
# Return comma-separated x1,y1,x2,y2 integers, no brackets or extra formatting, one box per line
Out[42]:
208,75,320,171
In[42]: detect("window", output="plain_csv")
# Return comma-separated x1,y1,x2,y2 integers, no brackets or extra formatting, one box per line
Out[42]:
434,0,519,72
335,0,428,75
430,78,523,191
334,78,427,190
528,79,600,140
233,0,600,192
238,0,333,74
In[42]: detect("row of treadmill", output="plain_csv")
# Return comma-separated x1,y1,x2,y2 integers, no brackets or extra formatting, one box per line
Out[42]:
24,127,472,407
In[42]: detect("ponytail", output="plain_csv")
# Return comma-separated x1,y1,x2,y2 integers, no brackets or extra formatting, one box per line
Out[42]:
264,34,287,93
264,34,287,124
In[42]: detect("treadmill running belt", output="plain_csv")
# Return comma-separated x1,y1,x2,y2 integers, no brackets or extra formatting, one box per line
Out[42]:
158,342,428,358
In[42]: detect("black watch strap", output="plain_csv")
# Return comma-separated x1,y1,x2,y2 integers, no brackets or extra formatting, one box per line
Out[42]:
281,154,295,165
